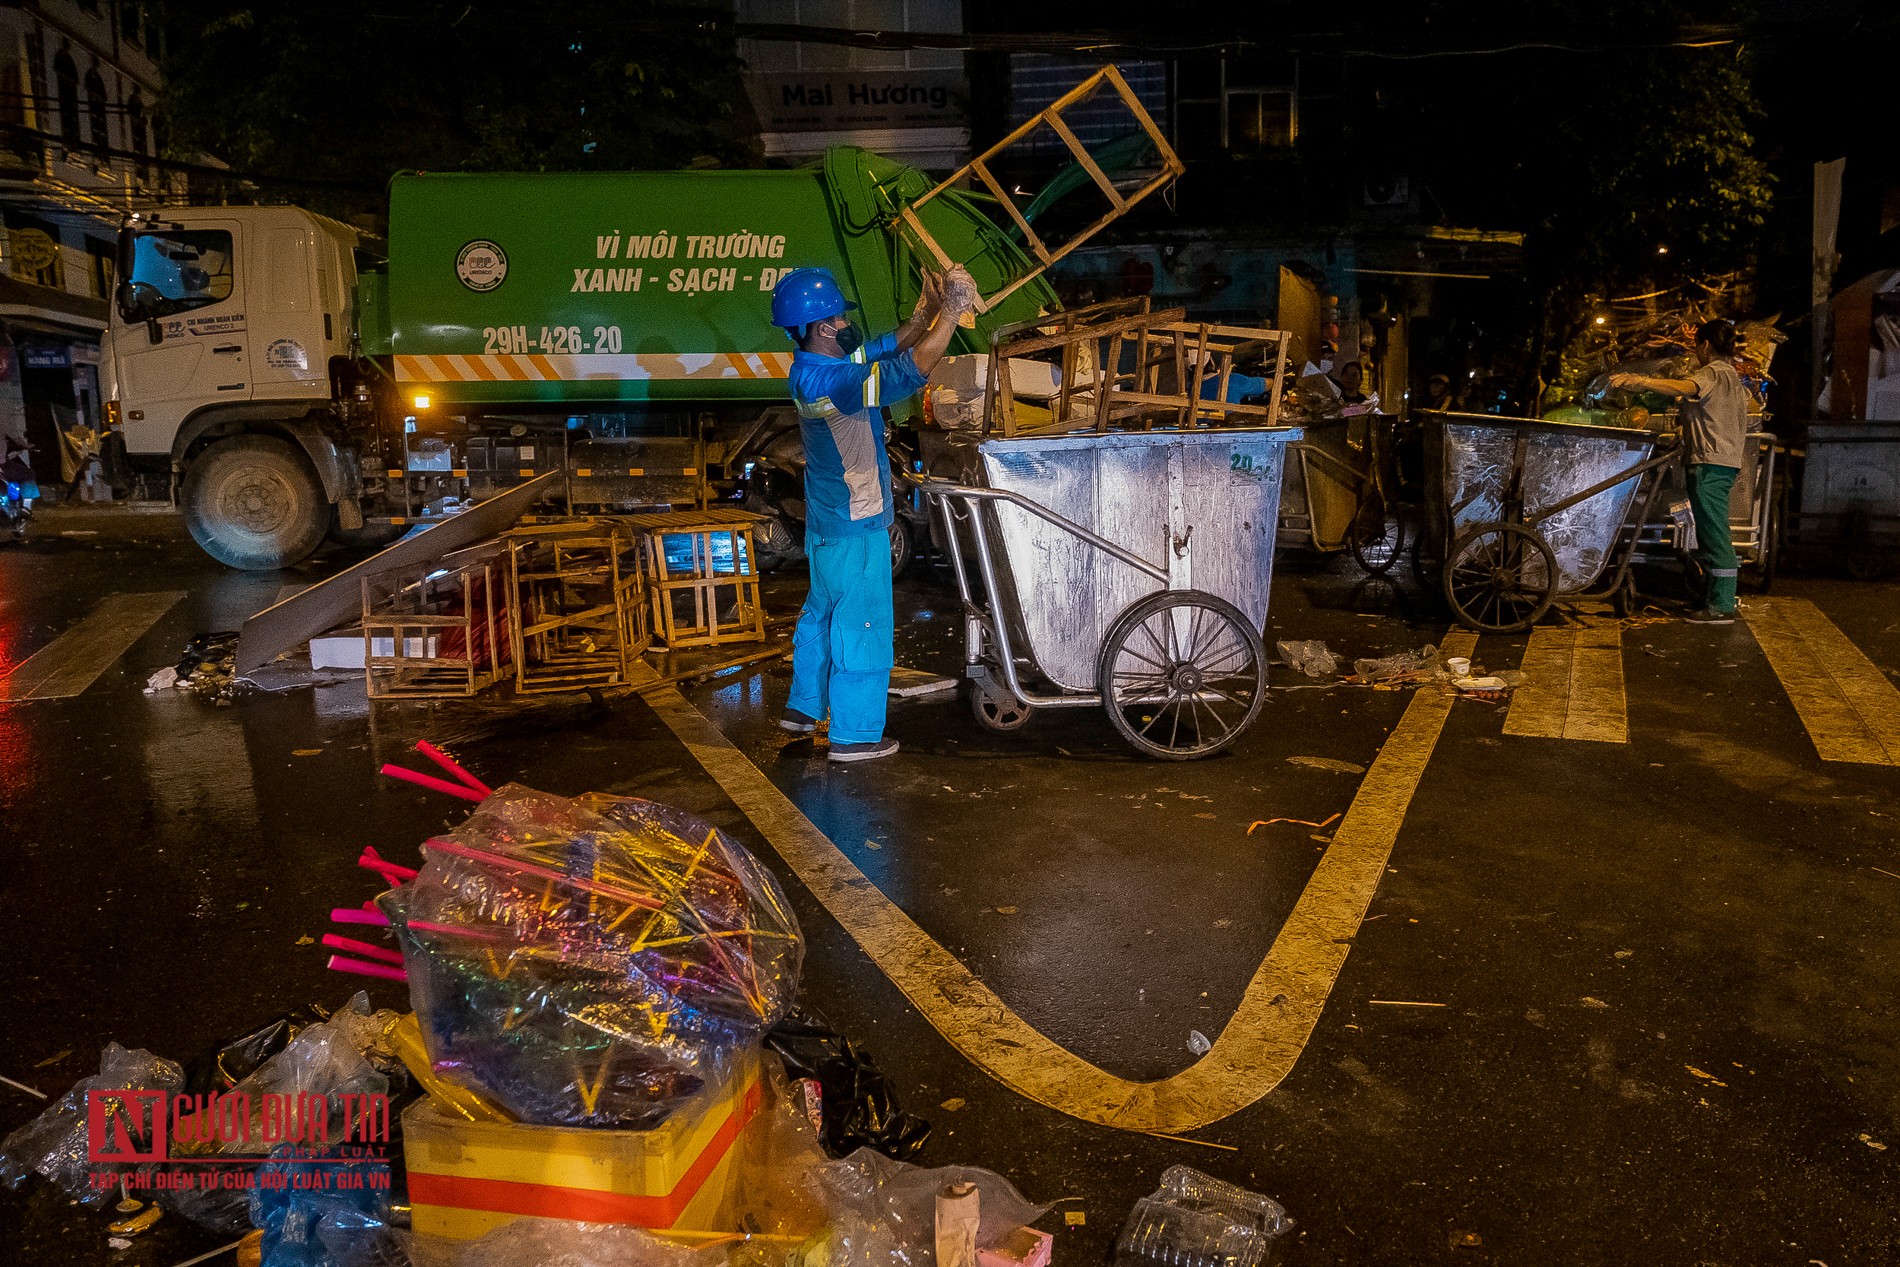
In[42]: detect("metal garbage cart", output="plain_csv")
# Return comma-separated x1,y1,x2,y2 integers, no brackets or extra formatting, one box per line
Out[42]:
1277,413,1408,574
1632,430,1784,592
922,426,1300,759
1421,412,1680,632
1789,424,1900,580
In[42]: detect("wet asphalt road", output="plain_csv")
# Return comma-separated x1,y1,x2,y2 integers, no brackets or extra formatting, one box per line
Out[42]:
1,508,1897,1266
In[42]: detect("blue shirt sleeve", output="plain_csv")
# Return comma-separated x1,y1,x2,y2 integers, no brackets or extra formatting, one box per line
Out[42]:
805,335,928,412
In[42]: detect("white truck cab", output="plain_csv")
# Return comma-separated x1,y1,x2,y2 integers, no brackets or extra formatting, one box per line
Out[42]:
106,207,364,568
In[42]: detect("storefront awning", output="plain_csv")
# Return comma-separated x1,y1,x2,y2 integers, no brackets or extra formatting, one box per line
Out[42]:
0,274,109,340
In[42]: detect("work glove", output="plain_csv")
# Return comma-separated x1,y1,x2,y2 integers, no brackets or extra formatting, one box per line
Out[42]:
940,265,980,319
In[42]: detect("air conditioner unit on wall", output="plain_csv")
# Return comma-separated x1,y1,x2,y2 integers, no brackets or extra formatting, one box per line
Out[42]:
1363,175,1410,208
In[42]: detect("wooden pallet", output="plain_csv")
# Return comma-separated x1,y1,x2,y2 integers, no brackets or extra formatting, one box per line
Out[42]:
623,508,769,650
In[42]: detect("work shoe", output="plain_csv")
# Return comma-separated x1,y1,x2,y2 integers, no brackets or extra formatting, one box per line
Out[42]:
828,737,900,763
779,708,820,734
1681,608,1736,625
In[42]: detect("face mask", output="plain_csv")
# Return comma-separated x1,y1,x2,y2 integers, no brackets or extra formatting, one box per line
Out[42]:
829,321,864,356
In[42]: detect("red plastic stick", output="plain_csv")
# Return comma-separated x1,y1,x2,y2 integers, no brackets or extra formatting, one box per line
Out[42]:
380,763,485,802
358,846,419,884
415,741,492,796
321,934,404,965
326,955,408,983
331,907,389,927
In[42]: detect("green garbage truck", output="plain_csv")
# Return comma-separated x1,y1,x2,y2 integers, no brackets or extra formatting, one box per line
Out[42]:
104,148,1058,569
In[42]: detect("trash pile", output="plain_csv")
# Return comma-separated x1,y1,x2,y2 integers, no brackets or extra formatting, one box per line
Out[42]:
2,753,1295,1267
1276,639,1525,699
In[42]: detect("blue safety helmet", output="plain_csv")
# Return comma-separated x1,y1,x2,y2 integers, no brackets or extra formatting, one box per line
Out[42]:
771,267,857,339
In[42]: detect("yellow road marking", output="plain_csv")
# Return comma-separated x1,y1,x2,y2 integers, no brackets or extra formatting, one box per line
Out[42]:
1503,623,1627,743
640,630,1475,1133
1746,597,1900,765
0,592,185,702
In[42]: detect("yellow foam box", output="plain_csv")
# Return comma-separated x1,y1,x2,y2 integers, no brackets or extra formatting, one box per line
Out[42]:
404,1050,761,1243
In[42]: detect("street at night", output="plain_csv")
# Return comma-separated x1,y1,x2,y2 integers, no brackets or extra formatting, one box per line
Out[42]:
3,1,1899,1265
3,509,1897,1264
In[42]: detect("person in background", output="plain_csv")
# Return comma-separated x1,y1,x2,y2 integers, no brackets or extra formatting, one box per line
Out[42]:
770,263,975,762
1422,372,1454,413
1608,318,1748,624
1332,360,1368,406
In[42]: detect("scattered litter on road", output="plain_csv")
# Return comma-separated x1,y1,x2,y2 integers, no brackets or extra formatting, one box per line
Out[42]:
292,748,323,757
0,1072,46,1098
1351,645,1445,684
888,666,957,697
107,1204,162,1235
1686,1065,1729,1086
1288,756,1365,774
1065,1211,1087,1227
1614,949,1634,959
1859,1133,1888,1151
1112,1165,1291,1267
995,905,1019,915
1581,996,1611,1009
32,1050,70,1069
1143,1131,1239,1152
141,666,177,694
1870,867,1900,881
1186,1030,1212,1055
1276,639,1340,678
1248,812,1341,833
940,1097,966,1112
1367,1000,1447,1007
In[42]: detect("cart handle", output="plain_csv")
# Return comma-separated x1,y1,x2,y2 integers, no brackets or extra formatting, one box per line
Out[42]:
918,478,1171,583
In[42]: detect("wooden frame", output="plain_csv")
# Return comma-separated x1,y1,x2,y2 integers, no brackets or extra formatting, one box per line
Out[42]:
896,66,1186,316
502,521,649,694
626,508,769,650
360,557,508,699
984,307,1293,438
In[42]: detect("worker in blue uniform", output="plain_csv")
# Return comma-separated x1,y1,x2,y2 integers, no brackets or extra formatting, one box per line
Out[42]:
770,263,974,761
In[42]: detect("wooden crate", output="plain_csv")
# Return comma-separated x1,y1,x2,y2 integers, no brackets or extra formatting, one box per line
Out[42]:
502,521,649,694
359,556,508,699
625,508,768,650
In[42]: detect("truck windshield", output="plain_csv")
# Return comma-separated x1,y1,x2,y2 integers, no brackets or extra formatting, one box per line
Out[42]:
120,228,235,319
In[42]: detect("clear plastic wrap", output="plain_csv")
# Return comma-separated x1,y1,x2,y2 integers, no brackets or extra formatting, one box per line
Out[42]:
384,785,802,1127
735,1054,830,1240
428,1217,703,1267
160,995,399,1234
813,1147,1049,1267
0,1043,184,1204
1111,1166,1292,1267
1274,640,1339,678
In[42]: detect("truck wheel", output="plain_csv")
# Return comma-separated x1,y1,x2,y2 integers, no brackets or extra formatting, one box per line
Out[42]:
183,436,328,570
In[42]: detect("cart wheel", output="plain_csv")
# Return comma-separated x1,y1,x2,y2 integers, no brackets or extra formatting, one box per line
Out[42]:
1750,486,1784,594
1611,569,1639,619
970,682,1032,732
889,517,913,580
1846,542,1889,582
1097,590,1266,760
1348,495,1408,576
1443,522,1560,633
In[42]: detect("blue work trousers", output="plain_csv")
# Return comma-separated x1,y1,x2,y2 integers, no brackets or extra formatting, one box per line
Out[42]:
788,530,893,744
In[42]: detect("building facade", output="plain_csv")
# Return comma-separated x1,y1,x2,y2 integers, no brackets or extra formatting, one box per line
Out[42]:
736,0,970,172
1,0,179,487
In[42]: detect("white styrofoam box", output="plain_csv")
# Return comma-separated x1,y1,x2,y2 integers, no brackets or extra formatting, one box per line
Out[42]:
310,630,440,671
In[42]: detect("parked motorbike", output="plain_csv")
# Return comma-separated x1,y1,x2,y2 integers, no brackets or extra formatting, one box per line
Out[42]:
735,419,926,580
1,439,37,543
